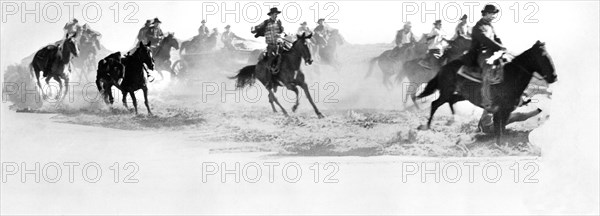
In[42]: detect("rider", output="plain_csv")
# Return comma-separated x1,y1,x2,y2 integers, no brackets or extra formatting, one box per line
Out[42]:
251,7,285,74
63,18,81,38
452,14,471,40
221,25,245,51
418,20,449,69
198,20,210,39
147,18,164,48
392,21,417,59
297,21,312,35
461,4,506,112
137,19,153,44
313,18,329,58
80,24,102,55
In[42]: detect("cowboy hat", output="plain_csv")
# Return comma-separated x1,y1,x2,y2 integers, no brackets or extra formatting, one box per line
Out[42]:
267,7,281,15
317,18,325,23
225,25,231,29
433,20,442,25
201,19,206,24
481,4,499,14
153,17,162,24
300,21,307,25
460,14,467,20
404,21,412,27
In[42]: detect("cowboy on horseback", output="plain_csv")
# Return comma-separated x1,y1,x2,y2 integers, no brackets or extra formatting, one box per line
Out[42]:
147,18,164,48
392,21,417,59
313,18,329,59
137,19,153,44
221,25,245,51
461,4,506,112
297,21,312,35
251,7,285,74
80,24,102,56
452,14,471,40
198,20,209,38
63,18,81,37
419,20,449,69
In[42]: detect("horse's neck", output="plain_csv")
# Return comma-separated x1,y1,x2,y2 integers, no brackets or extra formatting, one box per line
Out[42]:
59,44,71,64
283,47,303,68
505,51,535,94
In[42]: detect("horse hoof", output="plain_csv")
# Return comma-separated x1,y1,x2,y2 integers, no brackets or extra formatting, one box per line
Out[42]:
317,113,325,119
292,106,298,112
417,125,429,130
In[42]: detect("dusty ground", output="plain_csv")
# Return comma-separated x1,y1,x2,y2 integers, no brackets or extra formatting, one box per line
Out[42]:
2,43,551,158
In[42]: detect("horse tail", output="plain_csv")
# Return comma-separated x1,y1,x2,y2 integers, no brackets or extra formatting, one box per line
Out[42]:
417,75,438,99
229,65,256,89
365,56,379,78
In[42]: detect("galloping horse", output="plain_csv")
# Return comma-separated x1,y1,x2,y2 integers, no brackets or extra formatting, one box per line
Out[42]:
231,33,324,118
120,41,155,115
416,41,557,145
152,33,179,79
180,32,218,54
399,35,471,108
30,33,79,100
365,33,429,89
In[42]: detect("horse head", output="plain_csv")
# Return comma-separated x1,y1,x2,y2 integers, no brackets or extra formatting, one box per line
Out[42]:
64,33,80,58
528,40,557,84
136,41,155,71
294,32,313,65
164,33,180,50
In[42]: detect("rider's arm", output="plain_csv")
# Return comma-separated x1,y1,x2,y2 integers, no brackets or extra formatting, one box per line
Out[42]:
472,25,505,51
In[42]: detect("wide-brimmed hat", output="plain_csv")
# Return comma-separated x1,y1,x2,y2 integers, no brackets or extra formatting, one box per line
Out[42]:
267,7,281,15
404,21,412,27
317,18,325,23
433,20,442,25
481,4,499,14
300,21,307,26
153,18,162,24
460,14,468,20
201,19,206,24
225,25,231,29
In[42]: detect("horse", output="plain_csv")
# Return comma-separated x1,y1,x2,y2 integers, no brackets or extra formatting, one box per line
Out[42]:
230,33,324,118
365,33,429,89
30,33,80,100
181,32,219,55
72,38,99,82
315,29,344,72
96,52,124,105
152,33,179,79
399,35,471,109
119,41,155,115
416,41,557,145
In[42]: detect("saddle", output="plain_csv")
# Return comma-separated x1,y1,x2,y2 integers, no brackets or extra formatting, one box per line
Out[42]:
457,51,511,85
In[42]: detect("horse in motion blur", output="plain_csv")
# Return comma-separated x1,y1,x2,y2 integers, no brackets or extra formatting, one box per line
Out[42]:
416,41,557,145
314,29,345,72
152,33,179,79
230,33,324,118
365,33,429,89
399,35,471,108
30,33,79,100
118,41,155,115
180,32,218,54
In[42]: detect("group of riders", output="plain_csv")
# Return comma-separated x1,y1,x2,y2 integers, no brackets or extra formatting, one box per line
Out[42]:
387,4,504,112
57,4,504,113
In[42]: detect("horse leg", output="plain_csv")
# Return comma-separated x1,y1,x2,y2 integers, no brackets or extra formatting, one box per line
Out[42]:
418,97,446,130
446,95,461,125
130,91,138,115
300,82,324,118
122,90,129,110
268,88,287,116
53,76,63,100
142,86,152,115
62,76,69,100
289,85,300,112
107,85,114,105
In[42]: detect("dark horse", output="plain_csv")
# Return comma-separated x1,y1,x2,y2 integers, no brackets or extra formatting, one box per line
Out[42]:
30,33,79,100
416,41,557,145
400,35,471,109
119,41,155,115
230,33,323,118
152,33,179,79
96,52,124,105
180,32,218,54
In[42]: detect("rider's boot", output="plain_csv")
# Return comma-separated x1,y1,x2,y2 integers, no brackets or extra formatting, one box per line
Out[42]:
481,65,499,113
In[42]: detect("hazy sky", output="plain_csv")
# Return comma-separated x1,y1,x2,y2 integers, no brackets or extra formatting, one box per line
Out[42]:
1,1,599,70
